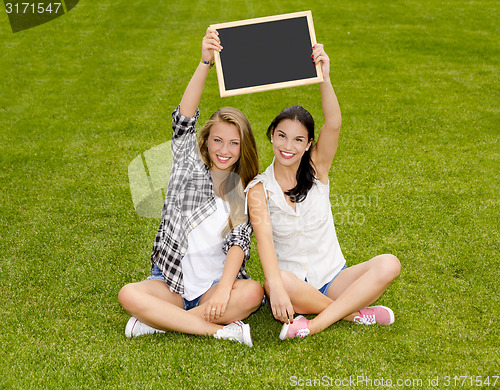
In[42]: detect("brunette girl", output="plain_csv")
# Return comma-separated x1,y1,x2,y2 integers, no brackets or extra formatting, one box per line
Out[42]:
247,44,400,339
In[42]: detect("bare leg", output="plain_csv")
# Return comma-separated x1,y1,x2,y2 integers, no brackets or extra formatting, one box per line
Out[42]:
308,254,401,334
273,271,332,314
191,279,264,324
118,280,221,335
268,271,354,321
118,278,263,335
266,254,400,333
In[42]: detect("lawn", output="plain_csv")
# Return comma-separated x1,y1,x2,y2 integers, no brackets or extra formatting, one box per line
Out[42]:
0,0,498,389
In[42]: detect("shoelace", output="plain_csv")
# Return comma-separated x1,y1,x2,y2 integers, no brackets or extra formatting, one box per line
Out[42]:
216,322,242,341
295,328,310,338
226,328,242,340
354,314,376,325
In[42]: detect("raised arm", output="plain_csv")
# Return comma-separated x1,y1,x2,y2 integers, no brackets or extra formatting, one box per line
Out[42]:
179,27,222,118
310,44,342,183
247,183,295,324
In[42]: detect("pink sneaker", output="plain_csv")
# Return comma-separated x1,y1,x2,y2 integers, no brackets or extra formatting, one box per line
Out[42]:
354,306,395,325
279,315,310,340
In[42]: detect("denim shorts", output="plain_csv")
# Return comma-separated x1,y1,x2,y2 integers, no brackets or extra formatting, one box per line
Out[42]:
148,264,219,310
306,265,347,296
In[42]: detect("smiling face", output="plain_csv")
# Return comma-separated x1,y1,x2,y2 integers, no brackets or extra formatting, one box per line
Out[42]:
271,119,312,168
207,121,241,171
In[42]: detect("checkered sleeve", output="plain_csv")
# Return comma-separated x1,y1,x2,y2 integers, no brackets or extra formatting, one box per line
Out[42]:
170,105,200,162
150,105,204,294
171,105,200,139
222,219,253,279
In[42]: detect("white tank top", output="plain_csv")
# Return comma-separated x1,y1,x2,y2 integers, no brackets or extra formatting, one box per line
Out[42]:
246,161,346,289
181,196,229,300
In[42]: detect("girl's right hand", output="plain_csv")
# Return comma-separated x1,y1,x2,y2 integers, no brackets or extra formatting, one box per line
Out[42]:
269,285,295,324
312,43,330,80
202,27,222,62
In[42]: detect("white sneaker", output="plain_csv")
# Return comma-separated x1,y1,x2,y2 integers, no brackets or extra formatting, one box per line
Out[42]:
125,316,165,338
214,321,253,347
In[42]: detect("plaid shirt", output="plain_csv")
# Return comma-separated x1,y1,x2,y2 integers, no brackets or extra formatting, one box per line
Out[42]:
151,106,252,294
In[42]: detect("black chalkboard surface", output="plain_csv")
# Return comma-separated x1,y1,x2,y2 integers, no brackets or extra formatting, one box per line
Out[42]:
211,11,322,97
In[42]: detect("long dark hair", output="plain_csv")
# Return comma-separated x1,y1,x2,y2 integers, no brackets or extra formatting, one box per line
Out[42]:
266,105,316,203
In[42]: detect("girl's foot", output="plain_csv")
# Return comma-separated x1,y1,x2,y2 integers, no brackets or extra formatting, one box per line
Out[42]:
279,315,310,340
354,306,395,325
214,321,253,347
125,316,165,338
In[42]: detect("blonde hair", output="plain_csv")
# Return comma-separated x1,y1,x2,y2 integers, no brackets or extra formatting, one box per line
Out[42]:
198,107,259,236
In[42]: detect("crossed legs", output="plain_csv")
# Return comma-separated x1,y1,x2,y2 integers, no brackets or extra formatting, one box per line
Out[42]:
266,254,401,335
118,278,263,336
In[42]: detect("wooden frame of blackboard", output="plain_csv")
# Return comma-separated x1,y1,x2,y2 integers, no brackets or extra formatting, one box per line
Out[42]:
211,11,323,97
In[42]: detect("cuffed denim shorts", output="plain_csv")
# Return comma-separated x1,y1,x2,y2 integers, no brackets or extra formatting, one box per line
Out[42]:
149,264,219,311
306,265,347,296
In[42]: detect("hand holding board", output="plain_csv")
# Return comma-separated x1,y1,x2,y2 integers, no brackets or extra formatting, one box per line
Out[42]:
211,11,323,97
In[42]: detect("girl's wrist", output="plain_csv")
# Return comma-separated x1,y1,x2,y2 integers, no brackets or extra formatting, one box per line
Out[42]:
267,278,286,291
321,73,331,84
215,280,233,294
200,59,215,68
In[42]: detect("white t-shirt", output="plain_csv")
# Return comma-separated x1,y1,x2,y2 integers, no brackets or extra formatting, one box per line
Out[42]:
181,196,229,300
246,161,346,289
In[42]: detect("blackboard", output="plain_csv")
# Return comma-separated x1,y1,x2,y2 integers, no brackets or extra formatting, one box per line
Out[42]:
211,11,323,97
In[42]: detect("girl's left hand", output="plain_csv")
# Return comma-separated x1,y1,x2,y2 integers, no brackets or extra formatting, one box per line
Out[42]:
312,43,330,79
202,27,222,63
204,286,230,322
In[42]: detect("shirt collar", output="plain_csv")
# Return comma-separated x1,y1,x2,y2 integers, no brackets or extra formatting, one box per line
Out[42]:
266,158,300,216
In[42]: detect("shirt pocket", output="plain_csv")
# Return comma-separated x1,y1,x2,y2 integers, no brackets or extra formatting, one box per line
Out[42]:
181,173,212,214
303,198,331,232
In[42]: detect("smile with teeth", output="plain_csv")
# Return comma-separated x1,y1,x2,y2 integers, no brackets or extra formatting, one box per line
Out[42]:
280,151,295,159
217,155,231,163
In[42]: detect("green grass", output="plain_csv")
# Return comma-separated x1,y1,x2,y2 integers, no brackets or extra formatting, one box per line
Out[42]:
1,0,498,388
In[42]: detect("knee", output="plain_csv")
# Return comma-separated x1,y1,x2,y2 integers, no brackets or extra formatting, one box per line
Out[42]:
377,254,401,281
242,280,264,309
118,283,140,313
